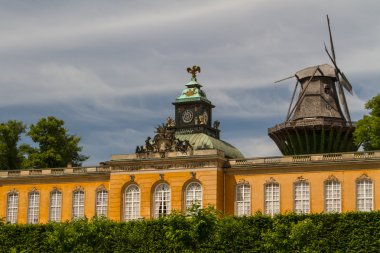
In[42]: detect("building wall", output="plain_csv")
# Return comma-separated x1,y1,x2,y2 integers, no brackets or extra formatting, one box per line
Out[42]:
0,179,109,224
1,151,380,224
225,161,380,215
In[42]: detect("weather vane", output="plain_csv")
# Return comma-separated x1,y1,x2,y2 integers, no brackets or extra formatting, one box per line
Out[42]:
186,65,201,81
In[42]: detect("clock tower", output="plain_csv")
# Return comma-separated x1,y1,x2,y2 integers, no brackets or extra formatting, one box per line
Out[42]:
172,66,220,139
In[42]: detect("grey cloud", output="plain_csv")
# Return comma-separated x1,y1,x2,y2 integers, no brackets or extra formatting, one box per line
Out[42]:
0,0,379,165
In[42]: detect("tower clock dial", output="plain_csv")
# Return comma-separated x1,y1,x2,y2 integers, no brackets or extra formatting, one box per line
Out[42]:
182,110,194,123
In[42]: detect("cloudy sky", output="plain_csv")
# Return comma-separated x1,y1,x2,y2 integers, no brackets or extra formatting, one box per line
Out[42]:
0,0,379,165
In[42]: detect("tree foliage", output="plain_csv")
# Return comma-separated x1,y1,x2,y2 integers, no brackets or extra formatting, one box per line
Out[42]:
2,210,380,252
354,94,380,150
0,120,26,170
22,116,88,168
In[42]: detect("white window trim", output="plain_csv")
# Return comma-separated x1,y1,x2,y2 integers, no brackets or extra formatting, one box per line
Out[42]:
95,188,108,217
124,184,140,221
356,178,374,212
72,189,85,219
235,183,251,216
49,190,62,222
264,182,280,217
185,181,203,211
153,183,171,218
324,180,341,213
294,181,310,214
27,190,40,224
7,191,18,224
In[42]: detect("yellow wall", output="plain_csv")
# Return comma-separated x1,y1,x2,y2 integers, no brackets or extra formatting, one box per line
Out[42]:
108,169,220,221
0,180,109,224
225,163,380,215
2,159,380,224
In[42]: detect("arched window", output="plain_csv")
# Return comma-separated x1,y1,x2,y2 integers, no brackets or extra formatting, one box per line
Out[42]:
236,182,251,216
154,183,170,218
72,188,85,219
96,187,108,217
264,180,280,216
185,182,203,211
325,179,341,213
125,184,140,220
28,190,40,224
50,189,62,222
356,176,373,211
294,180,310,214
7,191,18,224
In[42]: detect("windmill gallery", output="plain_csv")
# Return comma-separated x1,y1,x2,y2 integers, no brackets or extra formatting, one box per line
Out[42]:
0,17,379,224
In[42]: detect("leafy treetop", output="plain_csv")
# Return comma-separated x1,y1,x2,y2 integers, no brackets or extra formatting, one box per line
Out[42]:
22,116,88,169
354,94,380,150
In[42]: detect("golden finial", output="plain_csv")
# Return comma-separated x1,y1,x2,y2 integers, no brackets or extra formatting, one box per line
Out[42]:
186,65,201,81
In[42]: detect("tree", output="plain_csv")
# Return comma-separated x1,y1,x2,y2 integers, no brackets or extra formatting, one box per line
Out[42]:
22,116,88,168
354,94,380,150
0,120,26,170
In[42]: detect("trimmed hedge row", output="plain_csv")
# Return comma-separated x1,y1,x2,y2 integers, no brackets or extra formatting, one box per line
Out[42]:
1,207,380,252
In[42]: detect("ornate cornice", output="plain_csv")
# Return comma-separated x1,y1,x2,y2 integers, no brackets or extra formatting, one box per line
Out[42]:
356,173,371,182
237,178,249,185
73,185,84,192
265,177,278,184
96,184,107,192
325,174,339,182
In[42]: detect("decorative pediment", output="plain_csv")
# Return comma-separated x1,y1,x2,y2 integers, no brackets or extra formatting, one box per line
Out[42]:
295,176,308,182
8,188,18,194
96,184,107,192
356,173,371,182
265,177,277,184
29,187,39,193
237,178,249,185
325,174,339,182
51,186,61,192
73,185,84,192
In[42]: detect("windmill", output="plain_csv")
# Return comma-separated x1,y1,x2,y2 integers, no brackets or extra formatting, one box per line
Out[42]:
268,16,359,155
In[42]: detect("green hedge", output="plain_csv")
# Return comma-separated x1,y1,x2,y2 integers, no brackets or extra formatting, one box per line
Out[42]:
1,207,380,252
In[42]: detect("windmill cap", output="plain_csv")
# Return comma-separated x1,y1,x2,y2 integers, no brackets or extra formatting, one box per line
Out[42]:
295,64,336,81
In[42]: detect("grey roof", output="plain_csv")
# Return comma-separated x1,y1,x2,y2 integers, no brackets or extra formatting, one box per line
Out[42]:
175,133,244,159
295,64,336,80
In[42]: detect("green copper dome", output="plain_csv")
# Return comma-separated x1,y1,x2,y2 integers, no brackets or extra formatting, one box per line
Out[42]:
175,133,244,159
176,79,212,104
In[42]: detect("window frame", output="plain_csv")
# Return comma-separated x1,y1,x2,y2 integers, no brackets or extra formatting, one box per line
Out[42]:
27,189,40,224
235,182,251,216
124,184,141,221
72,188,85,219
264,180,280,217
356,176,374,212
95,186,108,217
153,182,171,218
184,181,203,212
324,179,341,213
6,190,19,224
49,189,62,222
294,180,310,214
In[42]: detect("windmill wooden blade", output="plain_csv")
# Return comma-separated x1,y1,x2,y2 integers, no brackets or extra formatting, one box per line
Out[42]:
339,72,353,95
324,44,353,95
274,75,295,84
327,15,337,62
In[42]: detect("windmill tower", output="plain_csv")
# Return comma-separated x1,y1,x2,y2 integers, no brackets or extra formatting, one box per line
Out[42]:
268,16,360,155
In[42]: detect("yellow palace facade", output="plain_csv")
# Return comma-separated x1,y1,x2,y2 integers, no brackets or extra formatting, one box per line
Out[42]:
1,69,380,224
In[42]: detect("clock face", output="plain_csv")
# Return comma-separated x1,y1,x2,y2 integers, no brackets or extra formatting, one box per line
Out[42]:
182,110,193,123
